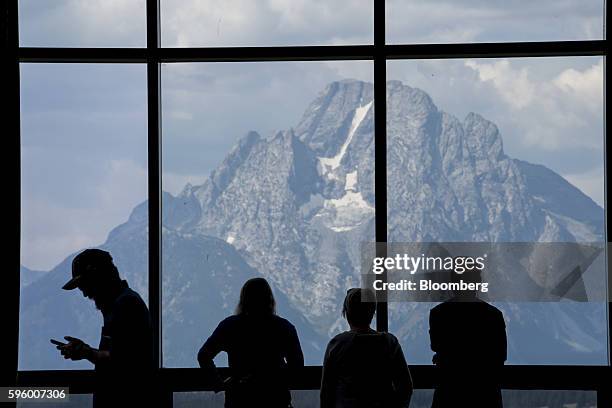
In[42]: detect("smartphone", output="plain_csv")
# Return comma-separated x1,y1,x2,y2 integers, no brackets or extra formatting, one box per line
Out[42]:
50,339,67,347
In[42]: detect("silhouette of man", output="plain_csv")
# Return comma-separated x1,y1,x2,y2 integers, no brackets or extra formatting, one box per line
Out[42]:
321,288,413,408
54,249,154,407
429,267,507,408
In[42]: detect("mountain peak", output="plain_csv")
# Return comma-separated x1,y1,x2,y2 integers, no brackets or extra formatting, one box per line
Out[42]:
296,80,373,156
209,130,263,192
463,112,504,161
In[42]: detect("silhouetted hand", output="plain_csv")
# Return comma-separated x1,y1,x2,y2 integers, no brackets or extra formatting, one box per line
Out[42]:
57,336,92,361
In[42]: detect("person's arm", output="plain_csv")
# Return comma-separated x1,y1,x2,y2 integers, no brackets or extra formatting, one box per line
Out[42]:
57,294,151,367
390,337,413,408
285,324,304,369
496,312,508,365
197,319,230,392
57,336,110,364
197,320,227,370
429,308,441,365
319,341,337,408
84,346,110,364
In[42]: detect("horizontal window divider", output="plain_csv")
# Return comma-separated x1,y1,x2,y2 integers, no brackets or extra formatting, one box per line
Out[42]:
158,45,375,62
17,40,606,63
385,40,607,59
17,46,374,63
17,365,611,394
17,47,149,63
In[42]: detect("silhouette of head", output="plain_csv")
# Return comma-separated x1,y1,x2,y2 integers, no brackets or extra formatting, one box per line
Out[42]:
451,264,482,300
236,277,276,316
63,249,121,310
342,288,376,328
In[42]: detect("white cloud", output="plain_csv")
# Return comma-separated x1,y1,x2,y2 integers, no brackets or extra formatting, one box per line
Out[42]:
20,0,603,47
462,58,603,151
465,60,535,109
554,60,604,112
161,0,372,47
386,0,603,43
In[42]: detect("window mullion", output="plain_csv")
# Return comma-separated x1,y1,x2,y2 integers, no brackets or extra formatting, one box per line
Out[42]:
374,0,389,333
146,0,163,378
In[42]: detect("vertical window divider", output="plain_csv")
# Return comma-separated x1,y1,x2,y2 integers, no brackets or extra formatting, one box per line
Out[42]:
374,0,388,332
602,4,610,400
4,0,21,399
146,0,165,401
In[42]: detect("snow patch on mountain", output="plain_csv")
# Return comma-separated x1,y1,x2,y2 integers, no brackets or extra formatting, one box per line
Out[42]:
345,171,358,191
319,101,372,178
317,190,374,232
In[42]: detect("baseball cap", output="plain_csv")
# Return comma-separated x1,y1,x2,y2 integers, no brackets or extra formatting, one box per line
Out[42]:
62,248,114,290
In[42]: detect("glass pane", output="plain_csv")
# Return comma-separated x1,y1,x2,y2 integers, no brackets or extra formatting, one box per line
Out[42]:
174,390,599,408
18,0,146,47
386,0,605,44
502,390,598,408
161,61,374,366
175,391,323,408
379,390,598,408
19,64,148,370
386,57,606,365
161,0,373,47
18,394,93,408
175,390,437,408
174,392,225,408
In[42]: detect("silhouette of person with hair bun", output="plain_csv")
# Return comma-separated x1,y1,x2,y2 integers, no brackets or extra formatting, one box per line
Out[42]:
321,288,413,408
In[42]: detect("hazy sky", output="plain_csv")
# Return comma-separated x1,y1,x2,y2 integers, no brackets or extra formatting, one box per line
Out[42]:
18,1,605,270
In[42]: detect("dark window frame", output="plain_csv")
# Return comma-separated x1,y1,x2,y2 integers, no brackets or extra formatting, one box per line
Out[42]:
5,0,610,406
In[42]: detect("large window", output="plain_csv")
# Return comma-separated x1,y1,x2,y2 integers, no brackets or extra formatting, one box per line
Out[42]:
19,64,148,370
386,57,606,365
9,0,608,406
161,61,374,366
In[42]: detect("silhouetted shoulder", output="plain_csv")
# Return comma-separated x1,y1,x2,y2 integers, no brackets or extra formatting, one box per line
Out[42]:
328,330,355,345
378,332,403,353
489,303,504,319
218,314,241,327
109,288,150,325
326,330,399,355
215,314,297,333
115,288,147,310
477,300,505,324
431,298,503,317
382,331,400,344
270,315,298,331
